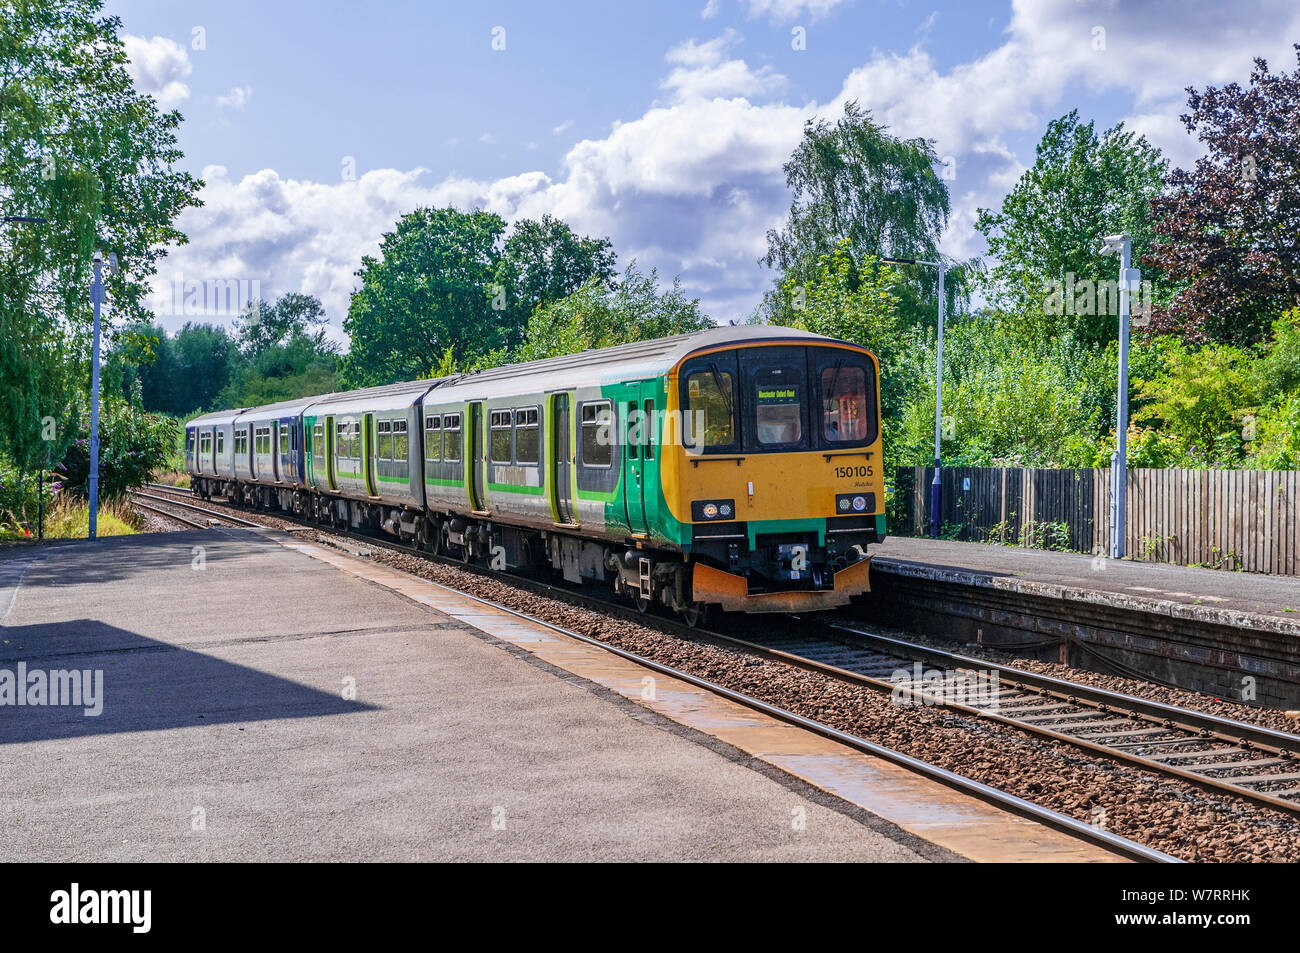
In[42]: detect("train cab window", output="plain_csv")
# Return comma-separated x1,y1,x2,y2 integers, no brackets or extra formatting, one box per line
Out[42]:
820,362,873,443
443,414,462,462
753,365,804,446
514,407,539,465
683,370,734,449
579,401,612,468
187,431,195,454
378,420,393,460
313,424,324,458
394,419,408,461
424,416,442,462
490,410,513,464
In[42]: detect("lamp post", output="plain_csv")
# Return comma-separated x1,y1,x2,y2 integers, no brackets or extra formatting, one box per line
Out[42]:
881,256,946,538
88,250,118,541
1099,234,1138,559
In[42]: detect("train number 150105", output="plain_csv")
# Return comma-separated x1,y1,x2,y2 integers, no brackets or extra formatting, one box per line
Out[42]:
834,464,874,479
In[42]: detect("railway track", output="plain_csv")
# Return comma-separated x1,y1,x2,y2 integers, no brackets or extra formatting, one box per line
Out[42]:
132,489,262,529
142,482,1300,828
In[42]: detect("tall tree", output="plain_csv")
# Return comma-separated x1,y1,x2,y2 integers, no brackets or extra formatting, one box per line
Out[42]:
0,0,201,471
494,214,616,346
342,207,506,386
1146,46,1300,345
760,101,958,329
976,111,1168,345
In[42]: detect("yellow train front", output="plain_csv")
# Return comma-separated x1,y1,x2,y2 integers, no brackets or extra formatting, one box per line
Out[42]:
635,326,885,615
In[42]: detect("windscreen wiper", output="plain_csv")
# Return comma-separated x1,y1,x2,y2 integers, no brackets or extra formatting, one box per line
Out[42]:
708,362,733,415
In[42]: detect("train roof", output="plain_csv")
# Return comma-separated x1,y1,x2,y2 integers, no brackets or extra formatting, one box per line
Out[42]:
303,377,452,416
436,324,865,401
187,408,246,427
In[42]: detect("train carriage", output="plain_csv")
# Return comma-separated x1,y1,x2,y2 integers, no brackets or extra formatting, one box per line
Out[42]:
186,409,244,485
302,379,444,536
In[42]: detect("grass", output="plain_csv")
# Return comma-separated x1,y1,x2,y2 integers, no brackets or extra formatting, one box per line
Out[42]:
151,469,191,488
39,498,142,539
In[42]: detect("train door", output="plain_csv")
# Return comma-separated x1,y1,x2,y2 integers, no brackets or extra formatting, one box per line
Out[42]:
271,421,282,483
363,412,378,497
621,384,648,536
552,393,574,524
325,415,338,491
638,381,659,534
468,402,486,512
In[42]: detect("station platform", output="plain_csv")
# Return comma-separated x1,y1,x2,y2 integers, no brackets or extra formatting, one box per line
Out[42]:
873,537,1300,631
863,537,1300,707
0,529,1118,863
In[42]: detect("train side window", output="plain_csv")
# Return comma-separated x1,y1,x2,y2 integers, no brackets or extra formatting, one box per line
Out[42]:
279,426,289,455
684,370,734,448
424,415,442,462
443,414,462,462
187,431,195,453
490,410,513,464
579,400,612,468
350,422,361,459
336,422,348,458
378,419,393,460
216,431,225,456
394,419,408,461
313,424,324,458
514,407,539,464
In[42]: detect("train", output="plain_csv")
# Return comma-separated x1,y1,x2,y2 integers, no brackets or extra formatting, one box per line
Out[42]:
186,324,885,623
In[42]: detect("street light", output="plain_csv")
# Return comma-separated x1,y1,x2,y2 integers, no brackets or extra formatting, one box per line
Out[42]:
88,249,118,540
880,255,946,538
1098,234,1139,559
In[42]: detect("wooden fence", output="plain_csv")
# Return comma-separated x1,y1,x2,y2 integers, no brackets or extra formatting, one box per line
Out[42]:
892,466,1300,575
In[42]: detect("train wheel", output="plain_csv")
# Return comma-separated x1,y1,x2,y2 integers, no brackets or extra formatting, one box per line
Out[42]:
679,602,708,629
631,591,651,613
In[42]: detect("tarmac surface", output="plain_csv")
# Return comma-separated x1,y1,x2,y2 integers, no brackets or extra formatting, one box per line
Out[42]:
0,530,939,862
874,536,1300,633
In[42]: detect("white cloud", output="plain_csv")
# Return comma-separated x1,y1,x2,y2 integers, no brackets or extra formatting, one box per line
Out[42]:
661,30,787,101
478,132,497,144
123,34,192,110
738,0,852,22
701,0,721,19
216,86,252,110
552,119,575,134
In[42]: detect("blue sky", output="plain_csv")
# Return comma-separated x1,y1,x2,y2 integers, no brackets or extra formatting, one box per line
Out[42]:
106,0,1300,337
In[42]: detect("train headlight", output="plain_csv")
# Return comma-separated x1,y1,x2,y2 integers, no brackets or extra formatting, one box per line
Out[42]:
852,495,867,512
691,499,736,521
838,497,851,512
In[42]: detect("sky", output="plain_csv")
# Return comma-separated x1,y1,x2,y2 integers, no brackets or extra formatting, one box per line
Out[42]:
105,0,1300,341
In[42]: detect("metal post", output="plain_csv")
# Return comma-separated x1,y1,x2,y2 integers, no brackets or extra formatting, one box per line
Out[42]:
89,253,104,540
1109,239,1131,559
37,465,44,541
930,261,946,538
